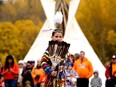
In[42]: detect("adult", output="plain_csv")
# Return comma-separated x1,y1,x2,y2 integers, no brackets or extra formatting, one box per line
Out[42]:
73,53,80,63
2,55,19,87
21,61,34,87
73,51,94,87
17,60,24,87
31,59,46,87
105,55,116,87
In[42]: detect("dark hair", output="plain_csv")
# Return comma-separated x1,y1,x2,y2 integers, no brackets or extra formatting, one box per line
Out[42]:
0,74,4,79
74,53,80,59
4,55,15,69
52,29,63,36
80,51,85,54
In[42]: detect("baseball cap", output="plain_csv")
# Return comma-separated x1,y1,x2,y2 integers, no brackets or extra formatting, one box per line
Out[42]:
18,60,24,64
112,55,116,59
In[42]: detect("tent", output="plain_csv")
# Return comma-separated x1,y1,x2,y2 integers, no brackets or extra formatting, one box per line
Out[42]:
24,0,106,86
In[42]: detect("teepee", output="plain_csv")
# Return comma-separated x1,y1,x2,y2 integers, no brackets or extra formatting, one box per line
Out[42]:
24,0,105,86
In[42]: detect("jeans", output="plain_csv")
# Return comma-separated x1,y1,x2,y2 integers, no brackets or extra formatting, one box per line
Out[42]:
5,80,17,87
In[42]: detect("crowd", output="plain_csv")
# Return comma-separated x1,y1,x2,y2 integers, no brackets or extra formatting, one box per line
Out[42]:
0,29,116,87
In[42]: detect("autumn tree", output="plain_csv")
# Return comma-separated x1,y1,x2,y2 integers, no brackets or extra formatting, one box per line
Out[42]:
0,0,45,24
76,0,116,64
14,20,41,60
0,22,22,63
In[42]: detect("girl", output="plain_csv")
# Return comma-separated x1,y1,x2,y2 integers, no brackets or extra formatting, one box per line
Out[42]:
65,64,79,87
2,55,19,87
41,29,72,87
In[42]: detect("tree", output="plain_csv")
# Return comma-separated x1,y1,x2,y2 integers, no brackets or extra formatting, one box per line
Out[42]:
76,0,116,64
0,22,22,61
14,20,41,60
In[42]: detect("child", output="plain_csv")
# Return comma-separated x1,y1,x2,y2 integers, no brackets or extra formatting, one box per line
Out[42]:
0,74,4,87
90,70,102,87
25,80,31,87
65,64,79,87
41,29,71,87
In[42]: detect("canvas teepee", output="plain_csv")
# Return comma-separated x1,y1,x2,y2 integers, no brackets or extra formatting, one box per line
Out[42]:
24,0,105,86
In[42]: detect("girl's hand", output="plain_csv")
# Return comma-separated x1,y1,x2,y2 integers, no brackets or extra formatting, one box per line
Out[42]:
5,69,9,72
9,68,13,72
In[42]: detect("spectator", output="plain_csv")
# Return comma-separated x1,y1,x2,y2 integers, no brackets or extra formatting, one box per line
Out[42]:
30,60,35,68
73,51,94,87
2,55,19,87
17,60,24,87
25,80,31,87
65,64,79,87
31,59,46,87
105,55,116,87
21,61,34,87
73,53,80,62
90,70,102,87
68,54,74,64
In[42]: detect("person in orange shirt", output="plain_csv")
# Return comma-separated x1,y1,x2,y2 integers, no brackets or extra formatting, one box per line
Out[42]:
73,51,93,87
31,59,46,87
2,55,19,87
